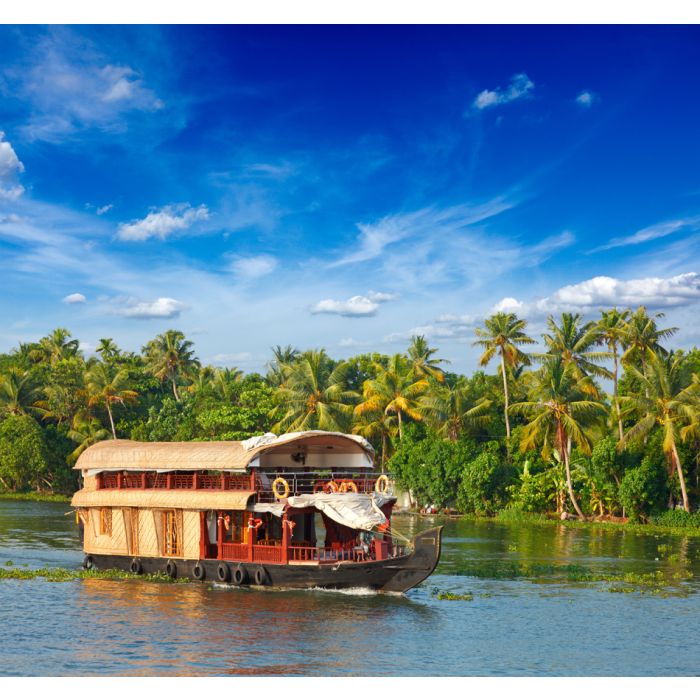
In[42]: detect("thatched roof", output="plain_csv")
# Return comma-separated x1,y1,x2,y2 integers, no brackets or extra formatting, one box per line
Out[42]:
74,431,374,473
71,488,255,511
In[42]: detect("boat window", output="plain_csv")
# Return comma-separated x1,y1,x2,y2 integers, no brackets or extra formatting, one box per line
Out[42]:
99,508,112,536
163,510,182,557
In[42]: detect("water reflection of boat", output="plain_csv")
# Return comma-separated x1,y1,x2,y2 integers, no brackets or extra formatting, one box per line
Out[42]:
71,431,442,593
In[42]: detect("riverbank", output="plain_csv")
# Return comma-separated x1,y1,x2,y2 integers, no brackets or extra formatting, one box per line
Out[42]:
0,491,71,503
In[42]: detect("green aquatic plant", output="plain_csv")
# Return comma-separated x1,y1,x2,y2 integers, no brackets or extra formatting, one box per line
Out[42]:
0,566,189,584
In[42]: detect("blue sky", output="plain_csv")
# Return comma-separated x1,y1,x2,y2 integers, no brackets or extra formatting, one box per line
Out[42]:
1,25,700,373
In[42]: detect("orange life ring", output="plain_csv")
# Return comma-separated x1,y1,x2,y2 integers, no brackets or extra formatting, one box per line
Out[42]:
375,474,390,495
326,480,339,493
272,477,290,499
339,481,358,493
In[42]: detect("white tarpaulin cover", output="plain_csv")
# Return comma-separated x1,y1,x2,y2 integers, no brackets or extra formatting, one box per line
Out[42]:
286,492,390,531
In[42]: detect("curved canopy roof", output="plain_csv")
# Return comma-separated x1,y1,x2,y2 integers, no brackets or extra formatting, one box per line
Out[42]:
74,431,374,473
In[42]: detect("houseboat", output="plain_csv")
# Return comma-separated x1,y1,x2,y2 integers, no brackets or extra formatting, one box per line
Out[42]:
71,431,442,593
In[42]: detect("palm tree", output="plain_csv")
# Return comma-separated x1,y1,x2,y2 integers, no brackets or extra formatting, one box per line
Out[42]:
96,338,122,363
619,352,698,512
272,350,356,432
85,364,139,439
352,408,397,471
474,312,535,440
596,308,631,440
0,368,46,417
621,306,677,378
355,354,428,441
211,367,243,403
30,328,81,364
143,330,199,400
67,413,111,462
420,377,492,441
407,335,447,382
266,344,300,387
541,312,612,385
510,359,607,518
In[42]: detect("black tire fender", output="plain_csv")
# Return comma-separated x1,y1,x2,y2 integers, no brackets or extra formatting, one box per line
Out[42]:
165,560,177,579
254,566,268,586
216,562,230,582
233,564,248,585
192,562,206,580
83,555,94,570
129,558,143,575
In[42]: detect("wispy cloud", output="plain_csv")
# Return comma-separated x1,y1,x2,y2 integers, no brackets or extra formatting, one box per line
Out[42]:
96,204,113,216
4,32,165,142
472,73,534,111
117,204,209,242
311,290,397,317
0,131,25,200
590,216,700,253
330,197,515,268
116,297,187,319
228,254,278,280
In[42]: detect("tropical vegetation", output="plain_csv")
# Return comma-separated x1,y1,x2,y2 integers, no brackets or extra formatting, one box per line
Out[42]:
1,306,700,525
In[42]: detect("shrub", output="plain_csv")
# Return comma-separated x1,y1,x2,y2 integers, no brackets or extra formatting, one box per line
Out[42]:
457,442,513,516
0,415,50,491
650,510,700,529
618,456,667,521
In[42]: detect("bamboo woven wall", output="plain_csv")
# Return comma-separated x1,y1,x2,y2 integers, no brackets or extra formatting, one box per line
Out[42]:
84,507,128,555
183,510,200,559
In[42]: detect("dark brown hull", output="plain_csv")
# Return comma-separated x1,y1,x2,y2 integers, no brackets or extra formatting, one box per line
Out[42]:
85,526,443,594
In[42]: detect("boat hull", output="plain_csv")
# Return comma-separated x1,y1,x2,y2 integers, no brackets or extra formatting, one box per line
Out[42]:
84,526,443,594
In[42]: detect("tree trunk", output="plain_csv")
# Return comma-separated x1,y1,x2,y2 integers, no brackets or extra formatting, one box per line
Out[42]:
171,375,180,401
381,433,386,473
613,347,623,441
397,410,403,441
106,401,117,440
500,354,511,440
671,441,690,513
560,421,584,518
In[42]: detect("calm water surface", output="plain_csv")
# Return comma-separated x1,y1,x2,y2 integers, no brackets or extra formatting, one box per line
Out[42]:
1,499,699,676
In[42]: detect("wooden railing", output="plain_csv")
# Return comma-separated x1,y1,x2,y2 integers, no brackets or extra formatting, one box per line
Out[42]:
97,471,257,491
220,542,249,560
252,545,284,563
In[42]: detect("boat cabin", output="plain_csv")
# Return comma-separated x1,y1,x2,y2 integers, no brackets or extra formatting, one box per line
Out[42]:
71,431,402,574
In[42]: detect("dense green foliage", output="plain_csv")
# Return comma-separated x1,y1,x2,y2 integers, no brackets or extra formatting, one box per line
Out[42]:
0,308,699,526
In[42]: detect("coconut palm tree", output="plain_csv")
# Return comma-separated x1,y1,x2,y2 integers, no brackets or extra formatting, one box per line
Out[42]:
211,367,243,403
0,368,46,417
540,312,612,386
67,413,111,462
96,338,122,363
266,344,300,387
621,307,677,378
272,350,356,432
510,358,607,518
596,308,631,440
84,364,139,439
355,354,428,441
352,408,397,471
143,330,199,400
474,312,535,439
407,335,447,382
420,377,492,441
30,328,81,365
619,352,698,513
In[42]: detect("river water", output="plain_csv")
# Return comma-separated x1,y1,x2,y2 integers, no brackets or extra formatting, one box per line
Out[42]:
1,499,699,676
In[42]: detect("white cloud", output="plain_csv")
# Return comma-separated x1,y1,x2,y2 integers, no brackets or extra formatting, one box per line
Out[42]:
575,90,597,107
62,292,86,304
229,254,278,279
590,216,700,253
117,297,187,319
386,313,478,343
473,73,535,111
311,290,397,317
338,337,361,348
117,204,209,242
494,272,700,317
0,131,25,200
492,297,525,313
96,204,113,216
